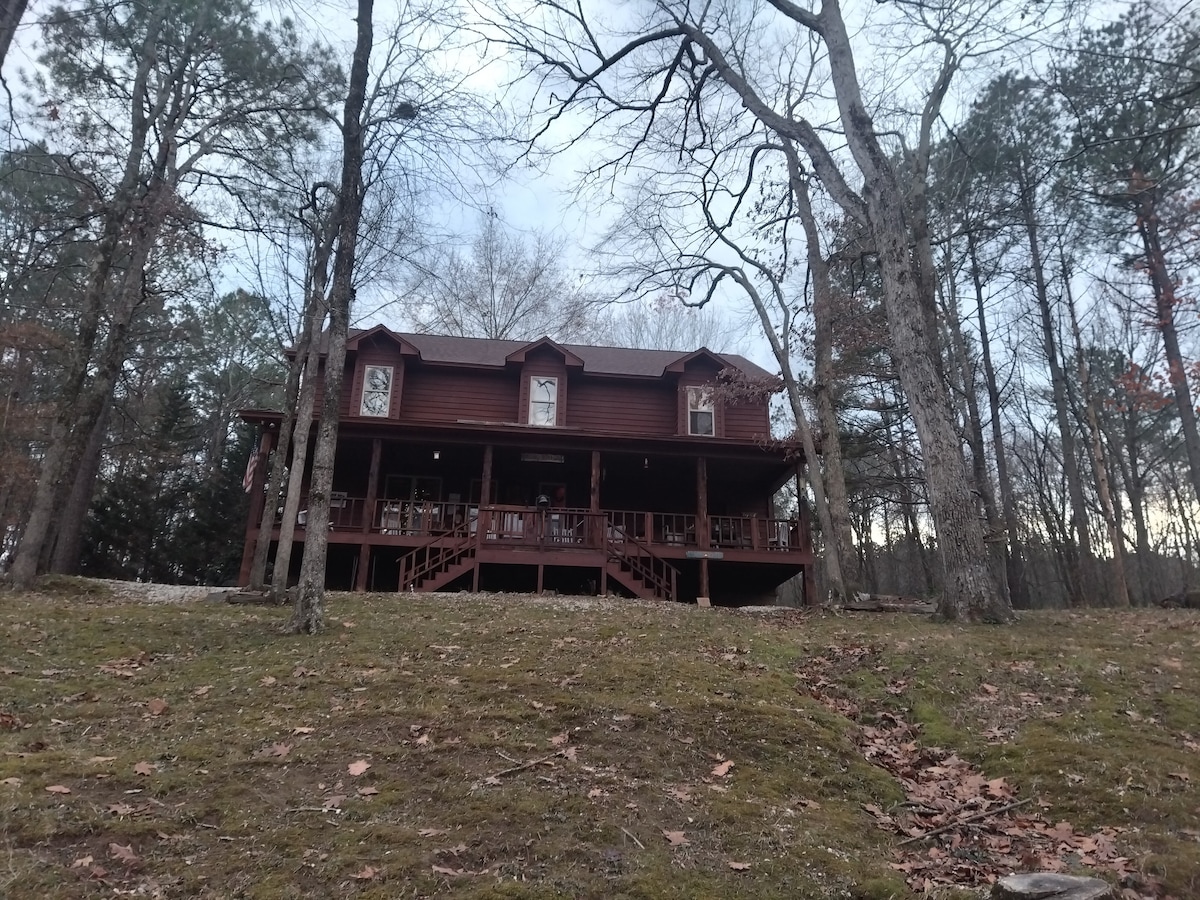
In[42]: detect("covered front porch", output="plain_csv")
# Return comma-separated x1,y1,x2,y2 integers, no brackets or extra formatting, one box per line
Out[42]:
239,422,813,604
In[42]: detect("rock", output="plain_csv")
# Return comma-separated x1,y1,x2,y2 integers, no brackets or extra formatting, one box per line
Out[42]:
225,590,284,606
991,873,1116,900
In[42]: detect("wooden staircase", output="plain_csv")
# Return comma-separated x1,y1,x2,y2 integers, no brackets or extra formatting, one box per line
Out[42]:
606,533,679,602
397,520,477,592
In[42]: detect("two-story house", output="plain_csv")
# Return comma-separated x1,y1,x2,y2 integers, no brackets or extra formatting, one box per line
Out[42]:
237,326,814,605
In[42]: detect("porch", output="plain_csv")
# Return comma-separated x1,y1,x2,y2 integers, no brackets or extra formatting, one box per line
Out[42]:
239,426,813,604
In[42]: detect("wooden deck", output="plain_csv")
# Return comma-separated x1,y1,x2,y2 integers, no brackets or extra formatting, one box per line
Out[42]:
257,500,811,604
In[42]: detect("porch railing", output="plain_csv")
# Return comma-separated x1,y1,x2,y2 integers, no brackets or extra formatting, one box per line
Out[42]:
290,496,803,552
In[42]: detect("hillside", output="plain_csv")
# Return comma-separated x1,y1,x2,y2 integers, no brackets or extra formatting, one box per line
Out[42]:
1,581,1197,898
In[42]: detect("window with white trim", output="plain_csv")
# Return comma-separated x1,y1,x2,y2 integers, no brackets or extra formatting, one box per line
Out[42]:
687,386,714,436
360,365,393,417
529,376,558,426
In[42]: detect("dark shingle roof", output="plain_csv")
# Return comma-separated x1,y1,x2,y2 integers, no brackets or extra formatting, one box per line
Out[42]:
349,327,774,379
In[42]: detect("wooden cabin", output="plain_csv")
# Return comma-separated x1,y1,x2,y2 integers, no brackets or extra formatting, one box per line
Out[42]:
237,326,814,605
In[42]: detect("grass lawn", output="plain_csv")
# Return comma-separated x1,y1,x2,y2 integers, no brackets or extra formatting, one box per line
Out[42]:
1,580,1198,898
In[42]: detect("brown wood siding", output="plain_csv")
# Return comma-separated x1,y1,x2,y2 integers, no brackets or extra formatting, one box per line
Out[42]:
723,401,770,441
346,345,405,419
519,348,568,426
402,368,518,423
566,379,677,435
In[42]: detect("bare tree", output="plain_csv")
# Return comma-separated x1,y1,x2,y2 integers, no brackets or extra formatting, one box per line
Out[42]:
489,0,1070,620
584,293,741,352
409,210,594,341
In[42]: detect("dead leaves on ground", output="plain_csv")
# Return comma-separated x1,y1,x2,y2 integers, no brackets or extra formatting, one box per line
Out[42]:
797,645,1161,897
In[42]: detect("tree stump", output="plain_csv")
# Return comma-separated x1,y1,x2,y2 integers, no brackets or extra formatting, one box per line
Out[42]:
991,873,1115,900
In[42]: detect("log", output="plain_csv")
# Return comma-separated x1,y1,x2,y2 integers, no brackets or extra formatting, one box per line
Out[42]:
991,873,1115,900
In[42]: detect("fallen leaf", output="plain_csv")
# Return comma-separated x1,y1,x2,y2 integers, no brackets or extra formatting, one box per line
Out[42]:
432,864,464,876
549,732,569,747
1168,771,1190,782
147,698,168,716
612,713,632,722
357,786,380,796
266,743,291,759
193,685,212,697
711,760,734,778
133,761,155,776
108,803,135,815
260,675,277,687
561,746,577,761
419,827,448,837
108,842,138,865
45,784,71,794
292,726,315,735
322,794,346,810
86,756,117,765
71,855,94,868
348,759,371,776
728,861,752,871
662,830,690,847
668,786,692,801
587,788,605,799
415,733,432,746
350,865,379,880
980,683,998,695
2,777,22,787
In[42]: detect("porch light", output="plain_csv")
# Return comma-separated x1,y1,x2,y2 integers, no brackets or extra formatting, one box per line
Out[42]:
433,450,440,460
643,457,649,469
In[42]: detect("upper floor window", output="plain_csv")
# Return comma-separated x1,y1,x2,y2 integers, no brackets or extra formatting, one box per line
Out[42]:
529,376,558,426
360,365,393,417
688,386,714,436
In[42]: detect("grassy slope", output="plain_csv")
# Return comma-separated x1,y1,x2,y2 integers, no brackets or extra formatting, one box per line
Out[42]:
0,581,1197,899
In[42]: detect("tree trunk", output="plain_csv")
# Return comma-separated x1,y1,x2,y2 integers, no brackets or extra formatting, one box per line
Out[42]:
820,0,1011,622
940,255,999,529
1138,193,1200,507
1021,169,1092,607
1063,256,1129,607
290,0,373,633
48,398,112,574
248,337,309,591
786,148,862,600
271,306,327,599
967,230,1025,607
0,0,29,70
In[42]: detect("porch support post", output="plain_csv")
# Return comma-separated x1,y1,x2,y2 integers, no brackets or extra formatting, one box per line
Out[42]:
355,437,382,592
590,450,601,547
537,563,544,594
481,444,493,505
590,450,600,511
238,425,274,585
697,455,711,605
796,459,817,607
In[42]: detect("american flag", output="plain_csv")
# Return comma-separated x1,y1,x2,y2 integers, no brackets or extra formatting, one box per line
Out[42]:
242,451,258,493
